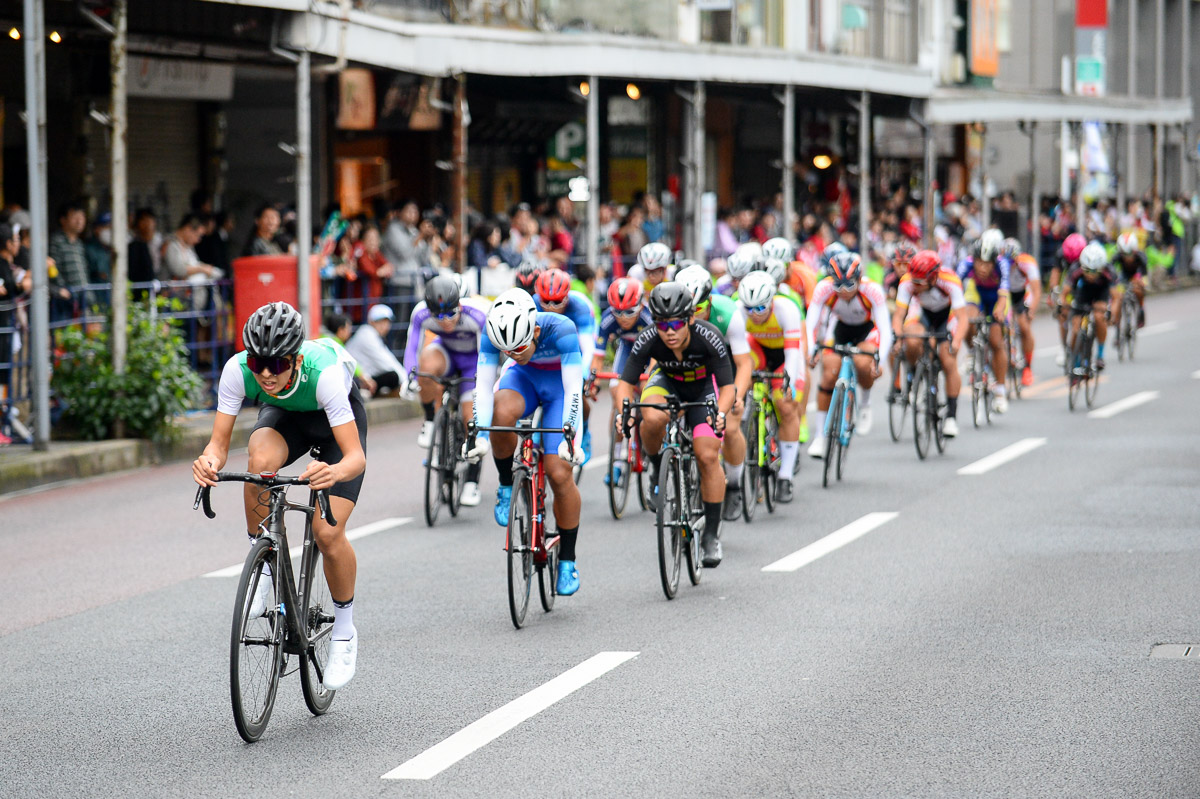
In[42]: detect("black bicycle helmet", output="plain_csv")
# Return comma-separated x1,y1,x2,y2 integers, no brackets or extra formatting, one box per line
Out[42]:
647,282,694,321
242,301,304,358
423,274,461,315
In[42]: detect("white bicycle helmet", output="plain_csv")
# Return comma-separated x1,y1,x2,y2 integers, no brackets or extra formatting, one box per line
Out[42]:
676,264,714,308
762,237,793,263
486,293,538,351
762,257,789,286
737,271,777,310
726,249,756,280
1117,232,1140,254
1079,241,1108,273
637,242,673,271
735,241,763,267
978,228,1004,262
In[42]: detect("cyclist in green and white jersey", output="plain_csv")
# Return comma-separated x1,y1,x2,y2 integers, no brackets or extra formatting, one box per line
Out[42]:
193,302,366,692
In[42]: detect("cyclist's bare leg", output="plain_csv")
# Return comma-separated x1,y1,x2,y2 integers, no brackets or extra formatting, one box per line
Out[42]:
544,454,581,528
417,348,449,407
988,321,1008,382
313,497,357,602
1094,300,1109,344
488,389,526,460
938,342,961,397
244,427,288,533
903,321,926,366
694,436,725,502
722,403,746,465
853,347,878,390
1017,311,1034,365
1133,275,1146,304
638,398,670,456
776,393,800,441
817,350,840,407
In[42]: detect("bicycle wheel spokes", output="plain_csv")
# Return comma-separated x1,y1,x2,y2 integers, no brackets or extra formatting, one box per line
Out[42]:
821,390,840,489
423,411,448,527
299,545,335,715
685,456,703,586
231,539,284,742
837,386,854,482
507,477,534,628
608,420,630,519
657,452,683,599
912,364,931,460
763,408,779,514
932,366,948,454
447,415,465,517
741,404,759,522
1085,336,1100,408
888,367,908,442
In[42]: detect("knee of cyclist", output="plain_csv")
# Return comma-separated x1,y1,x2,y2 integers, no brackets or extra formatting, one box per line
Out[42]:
312,521,347,551
696,447,720,469
246,450,284,474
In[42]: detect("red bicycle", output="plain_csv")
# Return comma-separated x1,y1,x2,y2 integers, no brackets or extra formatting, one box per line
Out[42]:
469,420,574,629
591,370,649,519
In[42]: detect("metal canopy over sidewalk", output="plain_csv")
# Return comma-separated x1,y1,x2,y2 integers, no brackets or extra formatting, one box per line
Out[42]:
924,88,1193,126
280,10,932,97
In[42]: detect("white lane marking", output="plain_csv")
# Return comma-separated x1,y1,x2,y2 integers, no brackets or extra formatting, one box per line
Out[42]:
203,517,412,578
1140,321,1178,337
1087,390,1160,419
582,454,611,472
1033,344,1062,360
1191,369,1200,380
957,437,1047,476
762,512,898,573
382,651,639,780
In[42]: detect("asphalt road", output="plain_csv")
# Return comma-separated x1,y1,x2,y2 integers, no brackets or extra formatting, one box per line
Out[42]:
2,290,1199,798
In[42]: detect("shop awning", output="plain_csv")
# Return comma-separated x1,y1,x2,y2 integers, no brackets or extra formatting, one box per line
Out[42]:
923,88,1192,126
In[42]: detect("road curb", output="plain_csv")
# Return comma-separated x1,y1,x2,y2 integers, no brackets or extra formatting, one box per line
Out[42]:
0,398,423,496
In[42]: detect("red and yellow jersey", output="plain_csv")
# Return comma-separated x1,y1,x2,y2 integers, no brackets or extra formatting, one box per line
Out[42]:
786,260,818,306
895,269,966,313
741,295,805,351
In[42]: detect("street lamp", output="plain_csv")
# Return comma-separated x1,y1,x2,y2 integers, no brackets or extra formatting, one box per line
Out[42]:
626,83,641,100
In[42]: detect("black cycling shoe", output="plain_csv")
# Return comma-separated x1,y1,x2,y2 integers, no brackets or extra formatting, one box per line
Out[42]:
775,479,794,504
722,487,744,521
700,532,723,568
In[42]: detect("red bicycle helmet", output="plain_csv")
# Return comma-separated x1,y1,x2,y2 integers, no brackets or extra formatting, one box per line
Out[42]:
607,277,643,311
892,241,918,266
908,250,941,282
1062,233,1086,263
535,268,572,304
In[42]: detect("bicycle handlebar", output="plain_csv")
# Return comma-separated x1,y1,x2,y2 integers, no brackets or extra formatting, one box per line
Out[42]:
192,471,336,527
411,370,471,386
816,344,880,360
468,422,577,458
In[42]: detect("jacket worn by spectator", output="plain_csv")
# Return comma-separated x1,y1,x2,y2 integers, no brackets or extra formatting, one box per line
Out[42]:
345,323,405,384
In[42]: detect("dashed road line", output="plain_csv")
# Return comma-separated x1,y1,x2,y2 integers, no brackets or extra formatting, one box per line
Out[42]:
382,651,639,780
202,516,412,578
762,512,899,573
1087,390,1160,419
957,437,1047,475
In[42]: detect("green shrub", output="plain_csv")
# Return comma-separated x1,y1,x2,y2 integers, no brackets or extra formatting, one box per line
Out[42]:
53,302,206,442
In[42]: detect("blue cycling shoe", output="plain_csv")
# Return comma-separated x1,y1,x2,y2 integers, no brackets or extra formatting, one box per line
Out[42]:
494,485,512,527
604,461,624,486
556,559,580,596
581,428,592,465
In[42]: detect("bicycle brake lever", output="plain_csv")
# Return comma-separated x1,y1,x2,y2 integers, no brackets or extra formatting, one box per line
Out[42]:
316,491,338,528
194,485,216,519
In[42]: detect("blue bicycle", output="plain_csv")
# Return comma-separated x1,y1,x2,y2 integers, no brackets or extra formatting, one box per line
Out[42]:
819,343,878,488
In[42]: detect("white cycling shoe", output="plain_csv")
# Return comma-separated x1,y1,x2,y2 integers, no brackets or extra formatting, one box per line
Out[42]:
807,436,826,460
417,421,434,449
460,482,482,507
248,571,272,619
323,631,358,691
942,417,959,438
992,395,1009,415
856,406,873,436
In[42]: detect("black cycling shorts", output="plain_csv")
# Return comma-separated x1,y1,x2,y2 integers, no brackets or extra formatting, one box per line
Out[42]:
918,306,951,335
1011,289,1029,315
251,387,368,504
641,368,719,431
1071,281,1111,314
833,320,876,347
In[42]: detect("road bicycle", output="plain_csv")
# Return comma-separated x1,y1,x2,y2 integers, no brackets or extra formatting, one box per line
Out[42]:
886,347,910,443
193,468,338,742
412,371,470,527
590,370,649,519
742,371,790,519
897,332,950,460
1115,284,1139,362
468,420,574,628
1068,308,1102,411
966,315,996,428
621,396,715,600
1003,322,1023,399
818,344,876,489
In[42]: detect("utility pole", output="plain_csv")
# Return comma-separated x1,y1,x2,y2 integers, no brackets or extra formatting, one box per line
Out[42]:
110,0,128,437
23,0,49,450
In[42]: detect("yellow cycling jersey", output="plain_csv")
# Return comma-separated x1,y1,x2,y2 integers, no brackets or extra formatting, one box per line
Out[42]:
742,295,805,350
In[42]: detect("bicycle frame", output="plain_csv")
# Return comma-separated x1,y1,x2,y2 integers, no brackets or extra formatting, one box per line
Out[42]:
750,371,790,468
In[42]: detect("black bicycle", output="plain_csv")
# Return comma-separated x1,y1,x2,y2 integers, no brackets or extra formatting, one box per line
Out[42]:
193,469,338,742
898,331,951,460
1068,307,1102,411
412,371,470,527
966,315,996,428
622,396,716,600
886,347,910,443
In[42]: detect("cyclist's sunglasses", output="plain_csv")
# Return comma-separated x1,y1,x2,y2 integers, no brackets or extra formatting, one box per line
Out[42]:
247,355,294,375
694,300,710,315
503,341,534,357
433,308,459,320
655,319,688,332
747,303,772,315
834,279,859,291
612,307,640,318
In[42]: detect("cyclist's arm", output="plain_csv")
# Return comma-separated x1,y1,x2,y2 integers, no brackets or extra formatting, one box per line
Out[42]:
401,304,430,374
553,330,586,451
866,284,892,356
891,290,910,340
472,347,501,437
805,282,832,358
310,420,365,488
725,307,753,400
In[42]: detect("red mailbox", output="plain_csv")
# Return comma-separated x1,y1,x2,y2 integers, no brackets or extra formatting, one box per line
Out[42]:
232,255,322,349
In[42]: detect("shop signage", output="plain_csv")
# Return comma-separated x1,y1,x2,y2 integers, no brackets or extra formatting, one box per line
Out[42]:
129,56,234,100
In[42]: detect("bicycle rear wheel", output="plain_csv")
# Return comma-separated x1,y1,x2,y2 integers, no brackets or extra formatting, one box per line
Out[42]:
446,415,465,517
970,339,985,428
506,475,534,628
423,410,448,527
299,539,335,716
932,366,947,454
1125,301,1138,360
656,450,683,599
538,539,558,613
1067,334,1085,411
231,538,284,743
685,455,703,587
763,407,779,514
741,400,760,522
837,386,855,482
822,388,841,488
888,364,908,442
911,363,931,460
1084,333,1100,408
607,419,631,519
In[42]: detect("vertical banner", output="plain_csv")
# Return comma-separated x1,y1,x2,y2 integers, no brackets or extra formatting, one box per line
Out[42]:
969,0,999,79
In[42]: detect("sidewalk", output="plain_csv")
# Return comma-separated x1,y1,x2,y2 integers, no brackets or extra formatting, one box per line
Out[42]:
0,397,422,497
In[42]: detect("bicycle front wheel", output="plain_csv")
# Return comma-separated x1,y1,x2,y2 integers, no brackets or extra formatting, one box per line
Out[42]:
911,363,931,460
423,410,449,527
837,386,855,482
763,407,780,514
299,539,336,716
447,415,465,517
1085,334,1100,408
684,455,703,587
741,399,760,521
932,366,947,454
1068,334,1085,411
656,450,683,599
608,419,630,519
538,539,558,613
231,537,284,743
507,475,534,628
822,388,841,489
888,365,908,442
